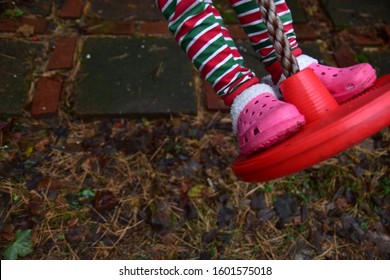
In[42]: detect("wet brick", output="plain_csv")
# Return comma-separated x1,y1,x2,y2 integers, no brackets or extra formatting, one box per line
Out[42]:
47,37,78,70
31,77,63,117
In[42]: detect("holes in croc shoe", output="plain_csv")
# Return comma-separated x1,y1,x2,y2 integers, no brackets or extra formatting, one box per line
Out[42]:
259,112,263,117
251,111,255,116
262,104,267,108
321,72,326,75
244,136,248,143
254,100,259,105
333,74,338,77
346,84,355,90
253,128,260,136
245,109,249,114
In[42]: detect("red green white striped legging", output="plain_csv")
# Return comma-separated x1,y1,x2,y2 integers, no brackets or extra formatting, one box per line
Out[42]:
156,0,301,105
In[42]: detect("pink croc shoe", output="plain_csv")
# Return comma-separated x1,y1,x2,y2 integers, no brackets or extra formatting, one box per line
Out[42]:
296,55,377,103
231,84,305,156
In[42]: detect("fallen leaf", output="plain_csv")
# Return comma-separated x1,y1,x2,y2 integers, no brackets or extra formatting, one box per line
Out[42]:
24,145,34,157
93,190,117,212
251,192,267,210
257,209,276,222
187,184,211,198
65,226,86,243
335,197,349,211
2,229,33,260
203,229,217,244
183,201,197,220
17,24,35,37
29,199,43,215
37,178,61,200
67,218,79,228
217,207,236,228
34,137,50,152
78,187,96,201
0,224,15,242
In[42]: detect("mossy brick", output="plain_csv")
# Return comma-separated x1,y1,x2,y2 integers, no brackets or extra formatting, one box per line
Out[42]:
59,0,83,19
85,0,163,21
31,77,63,117
333,44,358,67
321,0,389,28
74,37,197,117
0,0,53,18
139,21,170,36
48,37,78,70
0,18,48,34
0,39,45,116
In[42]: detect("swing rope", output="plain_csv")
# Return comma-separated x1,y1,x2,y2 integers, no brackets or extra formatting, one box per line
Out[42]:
258,0,299,78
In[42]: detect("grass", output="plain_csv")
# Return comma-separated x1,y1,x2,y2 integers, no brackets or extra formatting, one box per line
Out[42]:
0,112,389,260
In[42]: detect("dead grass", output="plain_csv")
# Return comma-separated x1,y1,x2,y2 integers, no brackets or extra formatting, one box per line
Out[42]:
0,112,389,260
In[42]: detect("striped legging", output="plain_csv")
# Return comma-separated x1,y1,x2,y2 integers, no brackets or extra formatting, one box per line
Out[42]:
156,0,300,104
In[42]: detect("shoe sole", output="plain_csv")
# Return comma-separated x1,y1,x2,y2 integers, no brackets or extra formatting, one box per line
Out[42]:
240,115,305,156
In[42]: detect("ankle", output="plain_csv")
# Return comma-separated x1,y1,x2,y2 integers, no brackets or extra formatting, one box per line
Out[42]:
221,77,260,106
265,48,309,84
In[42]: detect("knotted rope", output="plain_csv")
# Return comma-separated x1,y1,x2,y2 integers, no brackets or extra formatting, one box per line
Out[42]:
258,0,299,78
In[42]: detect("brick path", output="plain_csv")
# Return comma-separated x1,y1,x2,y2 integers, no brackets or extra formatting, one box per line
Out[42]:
0,0,389,117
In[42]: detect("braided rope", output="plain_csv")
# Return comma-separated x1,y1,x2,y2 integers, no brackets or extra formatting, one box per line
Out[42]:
258,0,299,78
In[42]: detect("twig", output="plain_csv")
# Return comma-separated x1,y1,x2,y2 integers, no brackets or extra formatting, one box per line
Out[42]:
0,53,16,60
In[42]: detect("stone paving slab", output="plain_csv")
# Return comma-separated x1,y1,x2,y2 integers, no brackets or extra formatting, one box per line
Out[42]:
321,0,390,28
0,39,44,115
74,37,197,117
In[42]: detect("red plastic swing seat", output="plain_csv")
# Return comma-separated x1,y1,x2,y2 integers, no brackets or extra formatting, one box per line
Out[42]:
232,68,390,182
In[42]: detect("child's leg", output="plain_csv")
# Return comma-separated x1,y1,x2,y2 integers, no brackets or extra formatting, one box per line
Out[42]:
156,0,305,155
157,0,259,105
229,0,301,67
229,0,376,103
